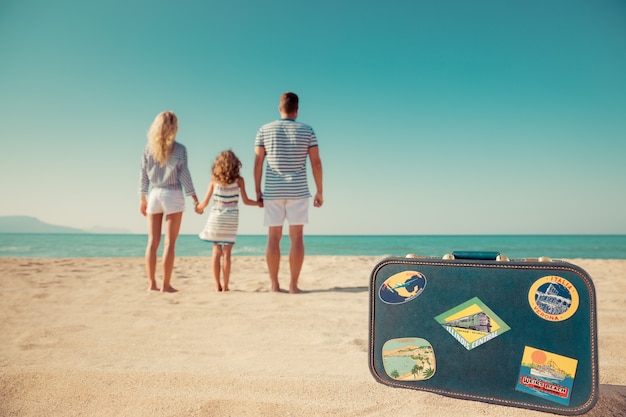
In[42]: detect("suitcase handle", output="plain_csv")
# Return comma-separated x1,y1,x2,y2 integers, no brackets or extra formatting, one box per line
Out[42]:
450,251,502,260
407,252,512,262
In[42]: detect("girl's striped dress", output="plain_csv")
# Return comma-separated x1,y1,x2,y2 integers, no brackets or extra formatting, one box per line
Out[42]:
199,181,240,244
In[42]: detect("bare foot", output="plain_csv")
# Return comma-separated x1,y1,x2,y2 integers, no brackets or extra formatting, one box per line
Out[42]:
215,285,223,292
289,286,302,294
147,280,159,291
161,285,178,293
271,284,281,293
223,286,230,292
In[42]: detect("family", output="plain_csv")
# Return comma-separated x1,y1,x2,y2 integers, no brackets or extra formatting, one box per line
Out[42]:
138,92,323,294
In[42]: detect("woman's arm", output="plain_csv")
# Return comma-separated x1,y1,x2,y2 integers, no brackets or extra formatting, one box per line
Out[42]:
140,194,148,216
139,148,150,216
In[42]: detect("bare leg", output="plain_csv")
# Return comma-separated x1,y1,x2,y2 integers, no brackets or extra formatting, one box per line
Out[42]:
212,244,223,291
266,226,283,292
222,244,233,291
145,213,163,291
288,224,304,294
161,211,183,293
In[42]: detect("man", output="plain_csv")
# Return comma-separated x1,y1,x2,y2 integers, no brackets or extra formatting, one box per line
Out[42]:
254,92,323,293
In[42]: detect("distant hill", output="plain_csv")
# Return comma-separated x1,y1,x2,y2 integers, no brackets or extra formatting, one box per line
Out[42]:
0,216,87,234
87,226,133,234
0,216,133,234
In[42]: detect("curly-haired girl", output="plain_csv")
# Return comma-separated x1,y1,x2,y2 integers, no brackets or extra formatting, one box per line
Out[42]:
197,150,261,291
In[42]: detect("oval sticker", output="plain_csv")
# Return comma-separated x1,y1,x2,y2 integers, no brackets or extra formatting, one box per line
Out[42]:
379,270,426,304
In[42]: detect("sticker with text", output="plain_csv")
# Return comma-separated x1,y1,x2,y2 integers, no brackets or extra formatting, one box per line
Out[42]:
516,346,578,405
434,297,510,351
528,276,579,322
382,338,436,381
379,270,426,304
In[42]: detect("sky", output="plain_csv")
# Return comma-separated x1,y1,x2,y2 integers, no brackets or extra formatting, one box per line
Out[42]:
1,0,625,235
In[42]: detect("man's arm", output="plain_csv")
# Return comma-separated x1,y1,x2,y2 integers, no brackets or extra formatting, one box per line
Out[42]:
254,146,266,202
308,146,323,207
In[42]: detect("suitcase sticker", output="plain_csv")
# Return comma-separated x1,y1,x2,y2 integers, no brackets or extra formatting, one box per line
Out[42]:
381,338,436,381
378,270,426,304
433,296,511,351
516,346,579,406
528,276,580,322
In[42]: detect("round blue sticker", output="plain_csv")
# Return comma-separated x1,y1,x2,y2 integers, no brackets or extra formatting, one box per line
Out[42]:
379,270,427,304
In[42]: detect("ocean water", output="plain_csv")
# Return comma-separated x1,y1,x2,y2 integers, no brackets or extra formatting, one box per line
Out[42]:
0,234,625,259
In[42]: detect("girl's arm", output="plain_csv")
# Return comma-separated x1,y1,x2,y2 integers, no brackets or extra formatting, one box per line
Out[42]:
196,181,215,212
237,177,260,206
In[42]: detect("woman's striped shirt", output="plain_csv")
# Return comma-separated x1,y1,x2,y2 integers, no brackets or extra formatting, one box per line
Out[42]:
139,142,196,196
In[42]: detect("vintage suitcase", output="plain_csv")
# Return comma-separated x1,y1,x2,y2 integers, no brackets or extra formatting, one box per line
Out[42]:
368,251,598,415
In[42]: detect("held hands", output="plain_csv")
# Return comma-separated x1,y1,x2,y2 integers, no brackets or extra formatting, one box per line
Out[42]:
195,202,204,215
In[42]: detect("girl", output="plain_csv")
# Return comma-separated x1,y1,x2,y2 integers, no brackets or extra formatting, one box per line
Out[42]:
196,150,260,291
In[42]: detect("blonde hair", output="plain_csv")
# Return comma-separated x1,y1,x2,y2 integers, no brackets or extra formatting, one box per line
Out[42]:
147,111,178,166
212,149,241,185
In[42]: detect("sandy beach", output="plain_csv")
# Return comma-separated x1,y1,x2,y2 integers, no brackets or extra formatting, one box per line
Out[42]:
1,256,624,417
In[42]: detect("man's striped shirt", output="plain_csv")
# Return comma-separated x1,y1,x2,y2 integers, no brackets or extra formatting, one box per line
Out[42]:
255,118,318,200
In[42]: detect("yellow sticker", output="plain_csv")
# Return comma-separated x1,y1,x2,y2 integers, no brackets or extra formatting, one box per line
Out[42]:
379,271,426,304
528,276,579,322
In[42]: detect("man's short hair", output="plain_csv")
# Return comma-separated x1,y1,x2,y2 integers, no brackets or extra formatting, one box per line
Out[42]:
280,92,299,114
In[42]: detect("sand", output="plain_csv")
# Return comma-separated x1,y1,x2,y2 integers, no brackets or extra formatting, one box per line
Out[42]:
0,256,624,417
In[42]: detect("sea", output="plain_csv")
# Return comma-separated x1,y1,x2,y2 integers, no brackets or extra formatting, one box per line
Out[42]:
0,234,625,259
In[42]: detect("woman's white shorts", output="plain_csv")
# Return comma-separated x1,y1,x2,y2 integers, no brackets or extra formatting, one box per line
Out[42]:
147,188,185,215
263,198,309,227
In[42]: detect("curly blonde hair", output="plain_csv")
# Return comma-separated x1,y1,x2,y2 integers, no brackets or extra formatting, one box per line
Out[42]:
147,111,178,166
212,149,241,185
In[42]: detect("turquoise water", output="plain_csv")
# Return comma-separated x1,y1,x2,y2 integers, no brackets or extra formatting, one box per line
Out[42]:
0,234,625,259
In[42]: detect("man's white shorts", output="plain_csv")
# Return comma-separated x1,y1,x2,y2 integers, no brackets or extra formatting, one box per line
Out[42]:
147,188,185,215
263,198,309,227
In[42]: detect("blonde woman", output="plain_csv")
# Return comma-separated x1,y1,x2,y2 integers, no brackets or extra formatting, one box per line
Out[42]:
196,150,261,291
139,111,199,292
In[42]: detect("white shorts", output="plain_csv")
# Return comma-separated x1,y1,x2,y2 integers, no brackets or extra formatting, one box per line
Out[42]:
147,188,185,215
263,198,309,227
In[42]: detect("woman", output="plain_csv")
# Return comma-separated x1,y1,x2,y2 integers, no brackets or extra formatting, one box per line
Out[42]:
139,111,199,292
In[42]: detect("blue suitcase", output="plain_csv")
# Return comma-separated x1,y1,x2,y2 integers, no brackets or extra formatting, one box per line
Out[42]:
368,251,598,415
